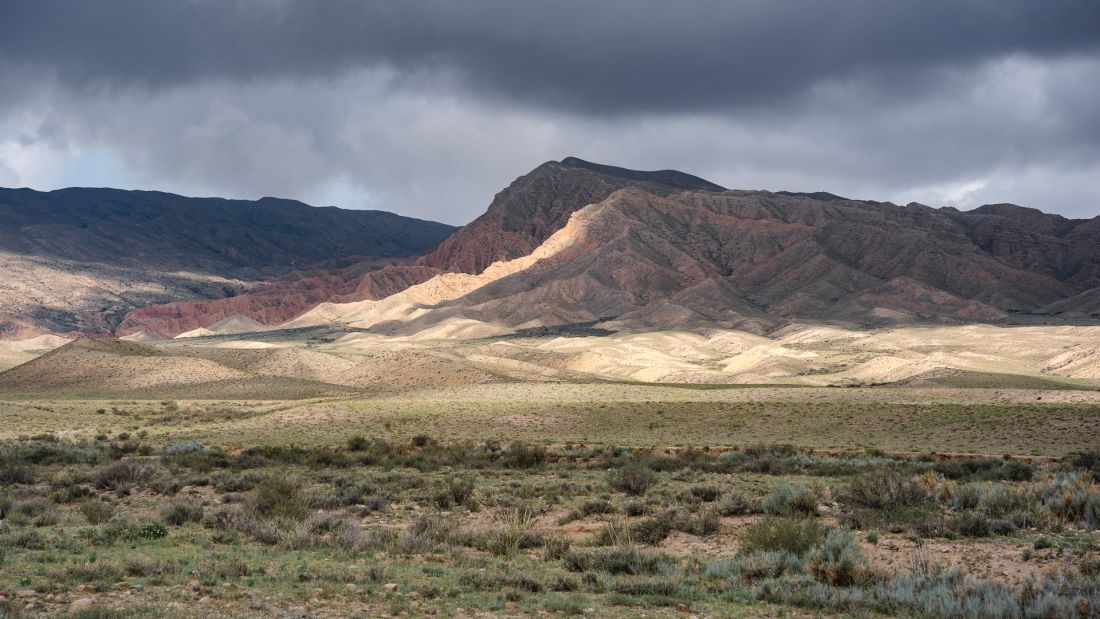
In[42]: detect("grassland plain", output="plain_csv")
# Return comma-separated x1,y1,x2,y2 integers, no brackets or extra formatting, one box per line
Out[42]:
0,432,1098,618
0,383,1099,617
3,384,1100,455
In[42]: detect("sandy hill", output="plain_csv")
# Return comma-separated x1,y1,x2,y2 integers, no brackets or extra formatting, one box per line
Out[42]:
176,314,267,338
0,187,454,337
0,338,357,398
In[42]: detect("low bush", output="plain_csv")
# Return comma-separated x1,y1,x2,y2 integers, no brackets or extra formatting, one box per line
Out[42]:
562,545,672,575
251,475,307,520
160,499,204,525
843,469,928,509
807,528,868,586
717,491,758,516
434,477,477,509
485,507,541,557
690,484,721,502
608,466,657,496
80,499,115,524
707,550,806,582
629,516,673,545
501,443,547,469
762,485,818,517
740,517,826,556
93,460,149,492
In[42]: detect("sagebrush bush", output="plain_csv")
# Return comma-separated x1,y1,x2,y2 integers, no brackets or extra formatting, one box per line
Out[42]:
251,475,306,520
717,491,758,516
690,484,721,502
1029,470,1100,528
562,545,672,575
762,484,818,516
843,469,928,509
629,516,672,545
160,500,204,526
740,516,826,556
398,513,453,554
501,443,547,469
79,499,115,524
807,527,868,586
608,466,657,496
0,464,35,485
93,460,148,492
707,551,805,582
434,477,476,509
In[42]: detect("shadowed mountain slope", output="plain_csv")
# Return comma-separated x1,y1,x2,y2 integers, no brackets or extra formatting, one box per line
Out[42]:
0,187,454,336
311,176,1100,334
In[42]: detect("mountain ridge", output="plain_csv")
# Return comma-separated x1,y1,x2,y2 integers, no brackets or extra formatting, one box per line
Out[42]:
0,187,455,336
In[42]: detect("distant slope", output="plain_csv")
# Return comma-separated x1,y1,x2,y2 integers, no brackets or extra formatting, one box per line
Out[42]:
0,187,455,271
121,156,726,336
417,157,726,274
0,187,454,335
306,172,1100,333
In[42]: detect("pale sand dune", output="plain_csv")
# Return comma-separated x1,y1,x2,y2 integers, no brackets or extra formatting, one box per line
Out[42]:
176,314,267,338
4,323,1100,393
399,317,513,341
244,347,357,381
0,334,72,372
119,331,163,343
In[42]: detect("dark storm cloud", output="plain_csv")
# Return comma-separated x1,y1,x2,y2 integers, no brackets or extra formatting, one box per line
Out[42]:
3,0,1099,113
1,1,1099,222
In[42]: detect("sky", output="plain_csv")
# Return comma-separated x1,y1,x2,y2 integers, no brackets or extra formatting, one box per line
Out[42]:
1,1,1099,225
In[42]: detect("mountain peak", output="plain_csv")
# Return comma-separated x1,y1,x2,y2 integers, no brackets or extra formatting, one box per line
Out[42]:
557,157,725,192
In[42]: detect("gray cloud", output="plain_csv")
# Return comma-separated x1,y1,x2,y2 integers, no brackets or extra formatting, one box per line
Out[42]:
0,1,1099,223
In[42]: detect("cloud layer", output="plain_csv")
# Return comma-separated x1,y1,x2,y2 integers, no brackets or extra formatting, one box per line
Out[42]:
2,1,1099,223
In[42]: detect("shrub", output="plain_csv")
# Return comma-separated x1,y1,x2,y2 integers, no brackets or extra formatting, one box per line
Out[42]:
1066,450,1100,477
579,498,615,517
160,500,204,525
717,491,758,516
346,435,369,451
501,442,547,469
137,522,169,539
543,535,572,561
251,475,307,520
93,460,148,492
562,545,672,575
80,499,115,524
0,463,35,484
433,477,476,510
762,485,818,517
630,516,673,545
707,551,805,582
486,507,540,557
690,485,721,502
1030,470,1100,527
398,514,453,554
608,466,657,496
953,485,982,511
807,528,868,586
695,507,722,536
952,510,992,537
740,517,826,556
843,469,928,509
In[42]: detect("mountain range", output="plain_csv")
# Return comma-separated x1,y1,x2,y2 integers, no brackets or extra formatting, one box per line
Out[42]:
1,158,1098,340
0,187,454,337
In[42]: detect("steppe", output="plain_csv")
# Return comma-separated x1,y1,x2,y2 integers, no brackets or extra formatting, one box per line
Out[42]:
2,321,1099,617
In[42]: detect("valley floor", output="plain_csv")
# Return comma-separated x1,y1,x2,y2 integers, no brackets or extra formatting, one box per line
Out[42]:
2,324,1100,617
